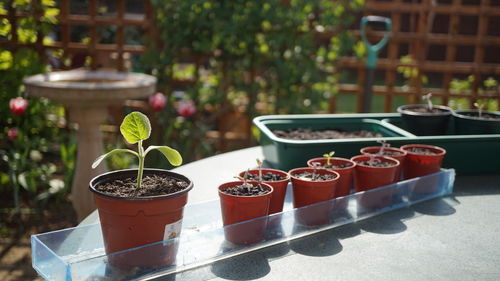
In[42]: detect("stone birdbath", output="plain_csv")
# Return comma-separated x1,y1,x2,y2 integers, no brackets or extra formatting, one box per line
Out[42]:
24,70,156,221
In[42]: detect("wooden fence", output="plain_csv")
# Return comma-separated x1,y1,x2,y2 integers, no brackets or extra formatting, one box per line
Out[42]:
2,0,500,148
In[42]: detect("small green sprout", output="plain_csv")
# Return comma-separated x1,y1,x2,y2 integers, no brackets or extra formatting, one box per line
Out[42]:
474,102,485,118
322,151,335,167
422,93,433,111
376,139,390,155
92,111,182,189
256,159,263,182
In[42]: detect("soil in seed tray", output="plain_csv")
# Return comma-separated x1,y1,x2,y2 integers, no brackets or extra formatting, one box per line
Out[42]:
356,161,395,167
95,175,189,198
293,172,336,181
272,128,382,140
221,183,271,196
405,107,449,114
245,172,286,181
461,113,500,120
406,148,438,155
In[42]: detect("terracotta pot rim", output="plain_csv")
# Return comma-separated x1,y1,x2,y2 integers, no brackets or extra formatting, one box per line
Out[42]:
289,167,340,181
452,110,500,122
307,157,356,170
350,155,400,168
89,168,193,201
218,181,273,198
239,168,291,182
360,146,407,156
397,104,452,116
400,144,446,156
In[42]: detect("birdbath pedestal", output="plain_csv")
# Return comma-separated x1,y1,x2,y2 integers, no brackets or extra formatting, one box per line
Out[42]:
24,70,156,221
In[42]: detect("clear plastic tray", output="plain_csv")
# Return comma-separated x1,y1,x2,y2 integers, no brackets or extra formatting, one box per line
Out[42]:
32,169,455,281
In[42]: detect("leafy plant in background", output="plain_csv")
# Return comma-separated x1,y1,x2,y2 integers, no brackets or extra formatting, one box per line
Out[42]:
448,75,499,111
137,0,364,164
0,1,73,212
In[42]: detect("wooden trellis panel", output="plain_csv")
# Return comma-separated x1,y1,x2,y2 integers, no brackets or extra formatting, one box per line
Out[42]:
0,0,154,71
337,0,500,112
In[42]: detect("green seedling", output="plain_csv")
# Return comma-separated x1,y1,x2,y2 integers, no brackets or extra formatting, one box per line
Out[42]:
376,139,390,155
474,102,485,118
92,111,182,189
322,151,335,167
422,93,433,111
256,158,263,182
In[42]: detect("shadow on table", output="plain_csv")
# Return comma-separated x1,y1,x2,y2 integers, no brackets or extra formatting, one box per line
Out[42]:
357,207,413,235
288,227,344,257
210,250,271,280
413,197,457,216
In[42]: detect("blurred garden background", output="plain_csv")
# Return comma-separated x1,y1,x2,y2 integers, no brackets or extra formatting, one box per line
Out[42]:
1,0,500,279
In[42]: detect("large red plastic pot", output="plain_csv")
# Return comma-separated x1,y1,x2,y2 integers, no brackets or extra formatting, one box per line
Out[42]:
89,168,193,269
360,146,407,182
238,168,289,214
218,181,273,245
400,144,446,179
350,155,400,210
289,167,339,226
306,157,356,197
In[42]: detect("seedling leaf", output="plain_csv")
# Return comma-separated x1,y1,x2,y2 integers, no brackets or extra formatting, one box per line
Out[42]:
145,146,183,166
91,149,139,169
120,111,151,144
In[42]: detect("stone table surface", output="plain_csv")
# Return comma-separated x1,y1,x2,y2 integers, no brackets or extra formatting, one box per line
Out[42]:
82,146,500,281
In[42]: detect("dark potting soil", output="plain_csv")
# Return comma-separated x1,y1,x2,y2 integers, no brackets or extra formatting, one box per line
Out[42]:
321,162,353,169
366,150,403,156
272,128,382,140
461,112,500,120
95,175,189,198
405,107,449,114
245,172,287,181
406,148,438,155
356,160,396,167
293,172,336,181
221,183,271,196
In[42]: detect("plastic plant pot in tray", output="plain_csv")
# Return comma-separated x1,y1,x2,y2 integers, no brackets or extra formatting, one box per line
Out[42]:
32,169,455,281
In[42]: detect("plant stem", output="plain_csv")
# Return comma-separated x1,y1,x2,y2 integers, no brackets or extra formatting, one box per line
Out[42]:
137,140,145,189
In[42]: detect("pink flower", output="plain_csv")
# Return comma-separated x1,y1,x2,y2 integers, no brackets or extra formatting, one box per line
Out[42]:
9,97,29,116
7,128,18,140
148,92,167,112
175,100,196,118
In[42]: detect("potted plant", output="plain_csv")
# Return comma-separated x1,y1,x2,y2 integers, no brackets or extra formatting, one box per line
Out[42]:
289,165,340,226
350,155,400,210
360,140,407,182
400,144,446,196
218,177,273,245
306,151,356,199
238,159,290,215
397,93,453,135
90,111,194,269
452,102,500,134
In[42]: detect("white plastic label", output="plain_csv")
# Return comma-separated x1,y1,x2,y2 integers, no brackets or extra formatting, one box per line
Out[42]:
163,220,182,244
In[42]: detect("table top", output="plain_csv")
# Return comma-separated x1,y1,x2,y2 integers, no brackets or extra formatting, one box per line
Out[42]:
82,146,500,281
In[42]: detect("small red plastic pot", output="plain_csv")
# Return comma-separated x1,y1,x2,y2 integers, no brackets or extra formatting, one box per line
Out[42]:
360,146,407,182
89,169,193,269
238,168,290,214
218,181,273,245
400,144,446,194
306,157,356,198
400,144,446,179
289,167,340,226
350,155,400,210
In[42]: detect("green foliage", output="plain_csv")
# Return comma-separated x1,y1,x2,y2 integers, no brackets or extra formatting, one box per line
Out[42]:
139,0,363,162
448,75,499,111
93,112,182,189
0,1,70,212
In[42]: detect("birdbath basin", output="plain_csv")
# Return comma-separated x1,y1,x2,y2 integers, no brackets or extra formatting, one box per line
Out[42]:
24,70,156,220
